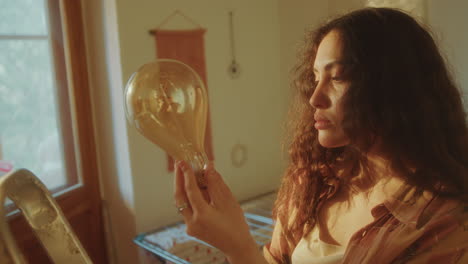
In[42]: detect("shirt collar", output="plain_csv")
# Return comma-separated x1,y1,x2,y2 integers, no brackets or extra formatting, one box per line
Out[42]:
374,184,460,228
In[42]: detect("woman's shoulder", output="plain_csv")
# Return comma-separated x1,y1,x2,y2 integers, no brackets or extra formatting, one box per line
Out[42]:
342,184,467,263
397,194,467,263
382,184,465,228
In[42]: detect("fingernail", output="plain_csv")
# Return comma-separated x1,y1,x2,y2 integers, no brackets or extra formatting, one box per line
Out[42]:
205,161,214,170
179,160,187,170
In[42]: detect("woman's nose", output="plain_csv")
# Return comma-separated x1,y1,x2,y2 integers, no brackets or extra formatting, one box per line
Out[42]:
309,82,331,109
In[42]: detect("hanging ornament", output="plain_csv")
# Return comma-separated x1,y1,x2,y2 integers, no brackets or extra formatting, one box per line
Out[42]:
228,11,241,78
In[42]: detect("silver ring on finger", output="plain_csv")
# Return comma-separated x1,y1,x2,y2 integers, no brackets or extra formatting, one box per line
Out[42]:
176,202,190,214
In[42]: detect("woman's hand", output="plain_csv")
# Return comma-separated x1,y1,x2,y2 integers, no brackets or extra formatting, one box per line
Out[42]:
173,160,267,264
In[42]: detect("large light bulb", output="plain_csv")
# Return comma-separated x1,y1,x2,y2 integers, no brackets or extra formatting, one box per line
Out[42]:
124,59,208,187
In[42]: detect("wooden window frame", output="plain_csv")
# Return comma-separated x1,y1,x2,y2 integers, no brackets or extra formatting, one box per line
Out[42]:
6,0,108,263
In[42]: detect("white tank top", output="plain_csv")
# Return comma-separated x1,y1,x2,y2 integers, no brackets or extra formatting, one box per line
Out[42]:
291,226,345,264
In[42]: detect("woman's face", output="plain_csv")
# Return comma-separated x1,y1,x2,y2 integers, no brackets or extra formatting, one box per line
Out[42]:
310,30,350,148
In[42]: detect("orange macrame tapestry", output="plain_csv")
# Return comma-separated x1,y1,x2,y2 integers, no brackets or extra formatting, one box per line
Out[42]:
152,29,214,171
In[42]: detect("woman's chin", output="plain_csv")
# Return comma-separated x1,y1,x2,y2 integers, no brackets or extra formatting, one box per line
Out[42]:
318,133,349,148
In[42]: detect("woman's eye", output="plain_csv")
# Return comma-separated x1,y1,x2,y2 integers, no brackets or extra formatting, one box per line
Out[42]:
331,76,342,82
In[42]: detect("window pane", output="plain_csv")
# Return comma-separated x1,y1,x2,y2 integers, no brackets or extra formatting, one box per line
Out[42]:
0,39,67,189
0,0,48,35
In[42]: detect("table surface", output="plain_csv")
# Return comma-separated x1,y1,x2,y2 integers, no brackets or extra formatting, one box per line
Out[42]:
134,191,277,264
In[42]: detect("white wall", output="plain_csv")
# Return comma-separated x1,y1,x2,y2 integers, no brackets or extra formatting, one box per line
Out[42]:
82,0,136,263
84,0,286,263
279,0,328,110
329,0,365,15
114,0,286,232
427,0,468,108
82,0,468,263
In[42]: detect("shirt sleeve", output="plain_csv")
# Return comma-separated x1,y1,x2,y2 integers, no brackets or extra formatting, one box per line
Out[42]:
408,209,468,264
263,217,286,264
405,216,468,264
263,243,282,264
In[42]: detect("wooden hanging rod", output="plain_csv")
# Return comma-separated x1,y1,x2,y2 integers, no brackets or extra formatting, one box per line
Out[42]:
148,10,202,35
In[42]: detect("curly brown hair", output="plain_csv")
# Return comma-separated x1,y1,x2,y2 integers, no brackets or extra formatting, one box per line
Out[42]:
274,7,468,261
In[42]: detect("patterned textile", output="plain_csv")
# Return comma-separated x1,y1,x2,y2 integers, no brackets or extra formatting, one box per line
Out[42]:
135,192,276,263
264,185,467,264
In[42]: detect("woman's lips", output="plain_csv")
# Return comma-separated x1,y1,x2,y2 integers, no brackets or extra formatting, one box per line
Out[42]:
314,119,332,129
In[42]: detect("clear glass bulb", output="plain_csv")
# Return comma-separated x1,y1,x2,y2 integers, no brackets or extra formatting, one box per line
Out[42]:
124,59,208,186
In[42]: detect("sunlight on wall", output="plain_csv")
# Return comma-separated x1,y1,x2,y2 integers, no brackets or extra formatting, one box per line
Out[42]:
367,0,426,19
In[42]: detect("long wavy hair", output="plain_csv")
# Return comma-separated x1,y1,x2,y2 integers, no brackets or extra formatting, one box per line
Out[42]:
274,7,468,261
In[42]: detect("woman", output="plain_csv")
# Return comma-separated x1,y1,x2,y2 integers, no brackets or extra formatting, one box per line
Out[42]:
174,7,468,264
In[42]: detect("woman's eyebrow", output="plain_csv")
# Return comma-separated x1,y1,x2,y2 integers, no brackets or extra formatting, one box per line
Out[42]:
313,60,346,74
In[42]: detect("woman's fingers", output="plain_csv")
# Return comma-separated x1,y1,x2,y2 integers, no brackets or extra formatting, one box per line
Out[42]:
174,160,258,258
205,162,233,207
175,160,232,216
179,160,207,214
205,166,230,206
174,161,193,218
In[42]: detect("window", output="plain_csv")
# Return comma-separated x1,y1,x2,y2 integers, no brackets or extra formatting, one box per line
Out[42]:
0,0,77,192
1,0,108,262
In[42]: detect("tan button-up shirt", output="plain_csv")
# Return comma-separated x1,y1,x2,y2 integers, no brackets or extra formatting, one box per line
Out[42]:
264,186,467,263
